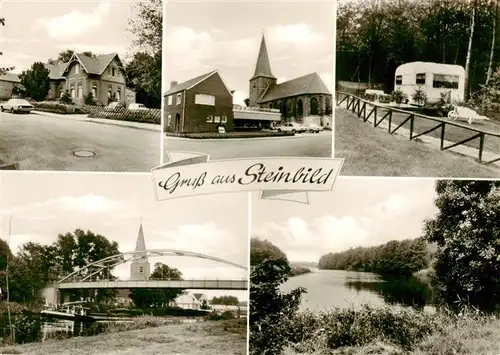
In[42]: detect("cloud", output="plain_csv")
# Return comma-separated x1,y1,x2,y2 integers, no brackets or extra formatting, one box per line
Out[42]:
36,2,112,40
267,24,325,48
232,90,247,106
2,194,121,217
57,43,127,58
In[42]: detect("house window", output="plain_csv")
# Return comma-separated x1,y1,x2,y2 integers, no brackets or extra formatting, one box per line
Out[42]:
395,75,402,85
214,116,221,123
167,95,172,105
70,86,75,99
75,63,80,75
112,67,116,77
77,84,83,99
433,74,459,89
167,114,172,126
92,85,97,98
108,88,112,98
176,93,182,105
222,116,227,123
116,88,121,101
207,115,213,123
194,94,215,106
59,89,64,98
416,73,426,85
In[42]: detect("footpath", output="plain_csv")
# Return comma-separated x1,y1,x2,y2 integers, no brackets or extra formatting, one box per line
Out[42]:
32,110,161,133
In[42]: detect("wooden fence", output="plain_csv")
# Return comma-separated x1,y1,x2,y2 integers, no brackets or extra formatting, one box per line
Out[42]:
85,106,161,125
336,91,500,165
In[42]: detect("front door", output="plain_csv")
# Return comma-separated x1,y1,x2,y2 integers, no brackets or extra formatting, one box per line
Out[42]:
175,113,181,132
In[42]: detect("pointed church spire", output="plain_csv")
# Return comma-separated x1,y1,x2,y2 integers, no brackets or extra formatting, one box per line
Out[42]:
134,223,147,259
252,34,276,80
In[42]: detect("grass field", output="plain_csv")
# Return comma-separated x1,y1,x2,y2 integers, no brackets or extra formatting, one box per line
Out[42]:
0,319,247,355
335,108,500,177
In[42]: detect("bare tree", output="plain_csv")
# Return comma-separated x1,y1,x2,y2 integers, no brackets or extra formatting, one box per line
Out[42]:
486,0,498,84
464,0,476,99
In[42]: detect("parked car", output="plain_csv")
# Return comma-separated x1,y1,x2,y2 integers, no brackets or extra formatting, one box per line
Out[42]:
276,122,306,133
128,103,148,111
303,123,323,133
105,101,125,111
1,99,34,113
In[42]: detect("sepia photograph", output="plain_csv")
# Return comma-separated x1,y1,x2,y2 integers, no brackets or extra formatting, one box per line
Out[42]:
0,172,248,355
250,178,500,354
162,0,333,160
335,0,500,178
0,0,161,172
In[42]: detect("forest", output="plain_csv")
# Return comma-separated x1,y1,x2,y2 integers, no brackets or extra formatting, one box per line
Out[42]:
337,0,500,95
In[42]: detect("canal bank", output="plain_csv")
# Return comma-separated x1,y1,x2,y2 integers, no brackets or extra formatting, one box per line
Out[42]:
1,318,246,355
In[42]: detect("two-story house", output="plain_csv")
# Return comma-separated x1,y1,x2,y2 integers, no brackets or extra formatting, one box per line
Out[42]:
163,70,234,133
46,52,132,106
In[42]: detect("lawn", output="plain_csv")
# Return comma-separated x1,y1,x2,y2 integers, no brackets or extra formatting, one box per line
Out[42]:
1,319,247,355
335,108,500,177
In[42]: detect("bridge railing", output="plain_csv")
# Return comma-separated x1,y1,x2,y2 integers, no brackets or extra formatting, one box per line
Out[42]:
336,91,500,165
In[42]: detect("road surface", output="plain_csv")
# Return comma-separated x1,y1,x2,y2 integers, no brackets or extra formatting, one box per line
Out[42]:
163,131,332,161
1,112,161,171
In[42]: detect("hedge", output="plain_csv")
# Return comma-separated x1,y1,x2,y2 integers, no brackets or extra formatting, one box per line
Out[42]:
33,101,85,114
165,131,295,139
86,105,161,125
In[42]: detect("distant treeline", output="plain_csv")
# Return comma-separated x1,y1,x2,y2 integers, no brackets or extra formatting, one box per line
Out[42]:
318,238,429,276
290,265,312,277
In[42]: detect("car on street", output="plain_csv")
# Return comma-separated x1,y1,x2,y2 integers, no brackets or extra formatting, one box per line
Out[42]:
276,122,306,134
128,103,148,111
1,99,34,114
105,101,125,112
303,123,323,133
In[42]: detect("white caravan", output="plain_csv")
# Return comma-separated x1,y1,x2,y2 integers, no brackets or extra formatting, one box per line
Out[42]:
394,62,465,105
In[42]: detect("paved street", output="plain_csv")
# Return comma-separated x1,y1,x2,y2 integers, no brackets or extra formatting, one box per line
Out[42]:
1,112,161,171
163,131,332,160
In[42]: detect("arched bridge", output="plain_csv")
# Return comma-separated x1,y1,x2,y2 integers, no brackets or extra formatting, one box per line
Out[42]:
54,249,248,291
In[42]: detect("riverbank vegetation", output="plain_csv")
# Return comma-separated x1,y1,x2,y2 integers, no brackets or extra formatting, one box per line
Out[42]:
250,180,500,354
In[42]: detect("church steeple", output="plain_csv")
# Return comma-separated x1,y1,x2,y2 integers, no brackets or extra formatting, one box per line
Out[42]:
130,223,150,281
251,34,276,80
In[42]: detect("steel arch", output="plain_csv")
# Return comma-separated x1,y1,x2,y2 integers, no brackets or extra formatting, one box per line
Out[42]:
57,249,247,284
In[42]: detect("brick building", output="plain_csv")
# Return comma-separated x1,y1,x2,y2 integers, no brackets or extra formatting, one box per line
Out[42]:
163,70,234,133
249,35,332,127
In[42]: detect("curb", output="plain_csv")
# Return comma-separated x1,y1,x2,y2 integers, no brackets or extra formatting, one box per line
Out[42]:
164,131,331,142
32,111,160,133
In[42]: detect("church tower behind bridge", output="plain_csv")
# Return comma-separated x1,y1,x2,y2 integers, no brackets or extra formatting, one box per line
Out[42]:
130,224,151,280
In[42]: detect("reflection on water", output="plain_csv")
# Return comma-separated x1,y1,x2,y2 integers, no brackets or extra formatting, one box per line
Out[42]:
281,269,434,311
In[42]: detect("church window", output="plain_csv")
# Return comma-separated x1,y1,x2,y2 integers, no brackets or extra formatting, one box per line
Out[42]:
140,266,144,273
253,82,256,89
310,97,318,115
195,94,215,106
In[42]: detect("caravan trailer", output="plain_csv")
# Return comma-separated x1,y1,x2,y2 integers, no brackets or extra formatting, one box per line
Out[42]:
394,62,465,105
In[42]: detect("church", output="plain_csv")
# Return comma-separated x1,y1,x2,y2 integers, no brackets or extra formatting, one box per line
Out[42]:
248,34,333,127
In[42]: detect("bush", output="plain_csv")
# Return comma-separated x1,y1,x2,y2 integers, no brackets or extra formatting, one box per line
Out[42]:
87,106,160,124
84,92,95,106
60,90,72,104
165,131,294,139
412,87,427,106
391,89,408,105
33,101,77,114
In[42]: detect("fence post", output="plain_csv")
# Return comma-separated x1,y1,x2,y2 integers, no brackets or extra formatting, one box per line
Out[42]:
409,115,414,140
478,133,485,163
388,110,392,133
440,123,446,150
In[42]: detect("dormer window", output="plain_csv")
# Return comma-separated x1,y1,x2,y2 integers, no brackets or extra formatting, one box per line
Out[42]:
75,63,80,74
112,68,116,77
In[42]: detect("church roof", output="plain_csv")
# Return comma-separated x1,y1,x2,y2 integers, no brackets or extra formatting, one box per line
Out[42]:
251,34,276,80
258,72,331,102
134,224,148,259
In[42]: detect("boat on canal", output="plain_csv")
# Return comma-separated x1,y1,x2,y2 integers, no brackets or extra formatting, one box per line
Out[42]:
41,301,95,322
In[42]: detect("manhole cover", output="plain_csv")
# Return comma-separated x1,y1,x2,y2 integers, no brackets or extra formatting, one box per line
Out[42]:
73,150,97,158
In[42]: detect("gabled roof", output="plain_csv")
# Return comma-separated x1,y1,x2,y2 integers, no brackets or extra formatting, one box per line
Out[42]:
251,34,275,80
163,70,233,97
45,63,66,80
193,293,206,301
0,72,20,83
259,72,331,102
62,53,122,76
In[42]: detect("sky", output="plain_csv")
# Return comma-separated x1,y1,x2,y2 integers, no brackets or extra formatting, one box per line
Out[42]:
0,172,249,301
252,177,439,263
162,0,334,106
0,0,139,74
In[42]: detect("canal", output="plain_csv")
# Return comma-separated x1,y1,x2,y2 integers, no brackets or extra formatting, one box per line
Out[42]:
281,268,434,311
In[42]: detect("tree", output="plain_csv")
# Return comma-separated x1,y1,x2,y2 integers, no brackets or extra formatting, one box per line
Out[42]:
129,263,184,309
126,0,163,109
19,62,50,101
60,90,73,104
211,295,239,305
0,17,15,75
464,0,477,99
250,238,288,267
250,258,306,355
423,180,500,312
84,92,95,105
49,50,96,65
